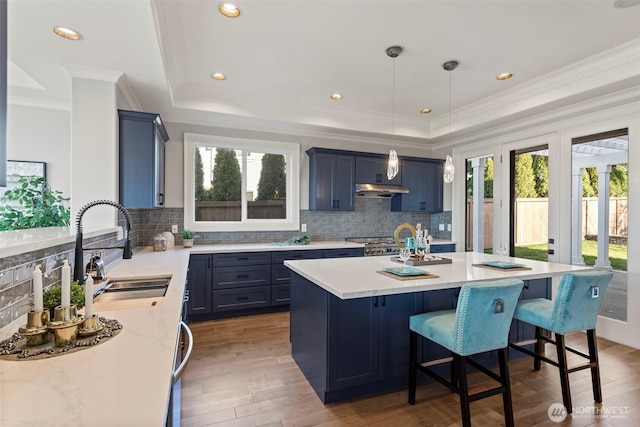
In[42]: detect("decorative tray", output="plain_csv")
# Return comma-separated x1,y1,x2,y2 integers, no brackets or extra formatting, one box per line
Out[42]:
479,261,527,269
390,256,452,266
383,266,431,277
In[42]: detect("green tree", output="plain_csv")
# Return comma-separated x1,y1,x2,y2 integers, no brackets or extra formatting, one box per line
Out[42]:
582,167,597,197
256,154,286,200
484,157,494,198
0,176,70,231
514,153,537,198
210,148,241,201
194,148,206,201
610,164,628,197
532,154,549,197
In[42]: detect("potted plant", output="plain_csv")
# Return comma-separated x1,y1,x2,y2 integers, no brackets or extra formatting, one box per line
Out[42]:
42,281,85,317
181,229,196,248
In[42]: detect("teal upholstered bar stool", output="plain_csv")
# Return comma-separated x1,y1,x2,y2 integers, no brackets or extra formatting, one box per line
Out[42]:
510,270,613,414
409,278,524,427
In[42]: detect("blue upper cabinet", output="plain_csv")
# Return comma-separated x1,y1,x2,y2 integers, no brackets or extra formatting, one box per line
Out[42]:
355,156,402,185
391,158,444,212
118,110,169,208
307,148,355,211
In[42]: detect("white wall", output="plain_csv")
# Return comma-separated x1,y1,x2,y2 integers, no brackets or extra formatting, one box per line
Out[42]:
5,104,71,197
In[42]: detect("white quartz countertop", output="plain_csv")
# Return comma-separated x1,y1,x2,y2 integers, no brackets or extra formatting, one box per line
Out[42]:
284,252,593,299
0,240,361,426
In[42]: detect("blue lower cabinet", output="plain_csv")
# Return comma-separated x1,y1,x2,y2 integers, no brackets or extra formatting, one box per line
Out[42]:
188,247,363,321
430,244,456,253
271,284,291,306
212,286,271,312
326,292,421,392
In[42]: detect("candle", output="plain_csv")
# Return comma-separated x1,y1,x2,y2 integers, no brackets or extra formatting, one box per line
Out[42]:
85,275,94,318
61,260,71,308
33,265,43,312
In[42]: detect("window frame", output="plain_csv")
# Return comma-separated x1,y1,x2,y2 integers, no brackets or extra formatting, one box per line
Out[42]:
183,133,300,232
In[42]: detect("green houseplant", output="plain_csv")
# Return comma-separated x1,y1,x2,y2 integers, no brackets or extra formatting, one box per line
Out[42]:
181,229,196,248
42,281,85,316
0,176,70,231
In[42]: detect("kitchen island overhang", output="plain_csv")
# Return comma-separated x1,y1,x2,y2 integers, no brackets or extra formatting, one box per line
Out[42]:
285,252,593,404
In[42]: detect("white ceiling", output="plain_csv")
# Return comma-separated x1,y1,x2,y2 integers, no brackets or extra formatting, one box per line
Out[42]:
7,0,640,146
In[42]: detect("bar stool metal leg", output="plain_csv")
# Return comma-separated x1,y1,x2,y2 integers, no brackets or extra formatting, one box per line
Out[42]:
554,333,573,413
534,326,543,371
587,329,603,403
454,354,472,427
498,348,515,427
409,331,418,405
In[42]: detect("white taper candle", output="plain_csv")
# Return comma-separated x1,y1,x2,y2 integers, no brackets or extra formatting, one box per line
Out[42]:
33,265,43,312
61,260,71,308
85,274,94,318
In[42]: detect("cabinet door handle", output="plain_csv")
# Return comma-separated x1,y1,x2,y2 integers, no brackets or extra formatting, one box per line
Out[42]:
336,200,340,209
373,296,378,308
381,296,386,307
236,296,249,301
158,193,164,206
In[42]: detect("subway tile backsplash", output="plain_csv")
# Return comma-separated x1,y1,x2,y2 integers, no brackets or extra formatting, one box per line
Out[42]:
128,199,452,247
0,231,124,330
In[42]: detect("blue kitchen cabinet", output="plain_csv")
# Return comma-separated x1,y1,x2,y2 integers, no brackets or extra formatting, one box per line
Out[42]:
430,244,456,253
355,156,401,185
186,254,212,316
391,159,444,212
118,110,169,208
326,292,421,395
307,148,355,211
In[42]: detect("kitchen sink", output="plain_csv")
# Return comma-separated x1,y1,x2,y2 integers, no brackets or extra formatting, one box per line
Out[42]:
93,277,170,306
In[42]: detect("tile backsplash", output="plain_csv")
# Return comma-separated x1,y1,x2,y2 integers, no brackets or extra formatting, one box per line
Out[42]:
129,198,452,246
0,231,124,330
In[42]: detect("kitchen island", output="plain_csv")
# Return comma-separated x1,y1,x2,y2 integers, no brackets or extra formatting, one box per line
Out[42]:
284,252,592,403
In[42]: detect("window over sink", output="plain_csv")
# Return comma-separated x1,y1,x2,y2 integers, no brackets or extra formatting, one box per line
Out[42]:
183,133,300,232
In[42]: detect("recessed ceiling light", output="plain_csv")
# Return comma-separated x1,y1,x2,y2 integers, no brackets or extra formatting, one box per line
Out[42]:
211,73,227,80
420,108,432,114
330,93,343,100
497,73,513,81
219,3,241,17
53,27,83,41
613,0,640,8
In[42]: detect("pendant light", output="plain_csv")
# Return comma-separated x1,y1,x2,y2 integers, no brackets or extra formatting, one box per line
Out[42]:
442,59,458,184
386,45,402,180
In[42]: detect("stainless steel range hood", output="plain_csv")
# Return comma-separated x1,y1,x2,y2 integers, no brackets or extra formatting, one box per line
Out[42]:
354,183,409,198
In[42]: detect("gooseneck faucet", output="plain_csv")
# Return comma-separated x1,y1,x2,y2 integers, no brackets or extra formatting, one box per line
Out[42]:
73,200,133,284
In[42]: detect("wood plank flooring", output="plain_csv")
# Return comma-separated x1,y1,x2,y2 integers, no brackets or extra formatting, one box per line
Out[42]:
180,312,640,426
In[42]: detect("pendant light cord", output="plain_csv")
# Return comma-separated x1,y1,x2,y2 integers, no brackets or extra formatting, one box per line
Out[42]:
392,56,396,135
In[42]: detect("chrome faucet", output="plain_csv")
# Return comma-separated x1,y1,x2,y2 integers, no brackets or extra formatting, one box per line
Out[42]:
73,200,132,284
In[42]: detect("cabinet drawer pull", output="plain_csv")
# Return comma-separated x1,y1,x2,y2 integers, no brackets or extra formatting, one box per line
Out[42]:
236,296,249,301
236,274,250,279
236,257,249,261
292,254,304,258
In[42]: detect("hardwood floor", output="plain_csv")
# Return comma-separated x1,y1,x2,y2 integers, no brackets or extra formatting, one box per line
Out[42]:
180,312,640,426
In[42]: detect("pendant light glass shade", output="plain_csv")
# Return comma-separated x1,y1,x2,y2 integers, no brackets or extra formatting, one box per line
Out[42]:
443,155,455,183
387,149,399,180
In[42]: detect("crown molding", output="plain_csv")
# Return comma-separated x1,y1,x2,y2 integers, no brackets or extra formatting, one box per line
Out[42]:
432,84,640,151
430,38,640,138
116,74,142,111
8,95,70,111
59,63,124,83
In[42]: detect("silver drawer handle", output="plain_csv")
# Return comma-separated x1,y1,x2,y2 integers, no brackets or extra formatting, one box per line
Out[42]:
172,321,193,385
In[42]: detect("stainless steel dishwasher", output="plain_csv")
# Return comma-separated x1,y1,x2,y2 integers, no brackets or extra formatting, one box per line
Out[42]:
166,319,193,426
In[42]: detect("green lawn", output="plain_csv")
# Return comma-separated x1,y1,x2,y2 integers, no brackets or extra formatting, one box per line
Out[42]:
486,240,627,271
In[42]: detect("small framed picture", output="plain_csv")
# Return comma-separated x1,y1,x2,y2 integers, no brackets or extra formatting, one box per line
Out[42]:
3,160,47,192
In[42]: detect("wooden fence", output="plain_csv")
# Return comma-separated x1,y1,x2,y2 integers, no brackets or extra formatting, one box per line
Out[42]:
466,197,627,250
196,200,286,221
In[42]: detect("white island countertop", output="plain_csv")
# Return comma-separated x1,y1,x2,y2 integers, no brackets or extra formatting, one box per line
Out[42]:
285,252,593,299
0,240,361,426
